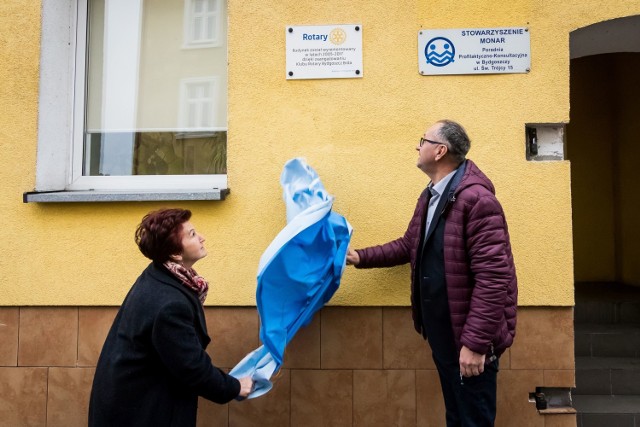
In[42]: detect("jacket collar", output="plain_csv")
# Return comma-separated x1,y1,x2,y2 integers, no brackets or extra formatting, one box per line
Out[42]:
146,262,210,337
452,159,496,196
446,160,467,199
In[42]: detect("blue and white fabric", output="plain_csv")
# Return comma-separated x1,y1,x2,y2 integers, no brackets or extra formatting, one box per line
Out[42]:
229,158,352,399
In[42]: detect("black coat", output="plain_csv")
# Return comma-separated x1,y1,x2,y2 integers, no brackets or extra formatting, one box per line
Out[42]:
89,262,240,427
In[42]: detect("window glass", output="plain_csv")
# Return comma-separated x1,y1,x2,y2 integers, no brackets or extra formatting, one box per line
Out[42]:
186,0,221,46
83,0,227,177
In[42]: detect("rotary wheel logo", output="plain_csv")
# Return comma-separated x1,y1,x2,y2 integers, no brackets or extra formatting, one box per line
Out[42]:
425,37,455,67
329,28,346,45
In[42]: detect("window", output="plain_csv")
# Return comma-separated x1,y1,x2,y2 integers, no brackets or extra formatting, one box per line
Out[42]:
31,0,228,201
179,77,220,129
183,0,223,48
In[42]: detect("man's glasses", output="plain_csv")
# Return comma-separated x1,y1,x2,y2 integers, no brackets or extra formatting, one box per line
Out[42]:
420,137,445,147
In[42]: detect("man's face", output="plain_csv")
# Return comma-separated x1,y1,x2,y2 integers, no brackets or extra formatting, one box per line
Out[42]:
416,123,446,174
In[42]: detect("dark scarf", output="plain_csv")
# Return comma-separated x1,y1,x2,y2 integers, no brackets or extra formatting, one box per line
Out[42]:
163,261,209,305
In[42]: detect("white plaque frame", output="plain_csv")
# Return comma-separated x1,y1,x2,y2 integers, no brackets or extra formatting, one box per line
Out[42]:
418,27,531,75
286,24,363,80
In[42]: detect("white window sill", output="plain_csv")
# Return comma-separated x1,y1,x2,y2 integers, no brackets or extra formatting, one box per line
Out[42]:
23,188,229,203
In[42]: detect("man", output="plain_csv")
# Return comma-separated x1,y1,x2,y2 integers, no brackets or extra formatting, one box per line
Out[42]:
346,119,517,427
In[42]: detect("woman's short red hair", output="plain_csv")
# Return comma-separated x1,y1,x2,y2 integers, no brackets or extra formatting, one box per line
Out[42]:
135,208,192,263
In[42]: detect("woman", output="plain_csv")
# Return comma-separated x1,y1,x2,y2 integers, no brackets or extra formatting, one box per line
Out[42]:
89,208,252,427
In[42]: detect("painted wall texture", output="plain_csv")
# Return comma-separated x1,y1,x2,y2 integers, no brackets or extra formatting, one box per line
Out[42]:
2,0,640,306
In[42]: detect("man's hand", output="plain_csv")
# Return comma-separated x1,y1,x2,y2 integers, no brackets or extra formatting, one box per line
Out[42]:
346,248,360,266
459,345,485,377
237,377,254,398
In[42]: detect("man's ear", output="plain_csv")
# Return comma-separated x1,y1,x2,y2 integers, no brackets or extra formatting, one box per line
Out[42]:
436,144,448,161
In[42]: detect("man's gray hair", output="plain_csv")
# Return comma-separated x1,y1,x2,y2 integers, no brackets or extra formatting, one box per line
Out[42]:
437,120,471,163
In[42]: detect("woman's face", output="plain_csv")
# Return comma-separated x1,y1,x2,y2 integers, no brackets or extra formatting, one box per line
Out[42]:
176,221,207,268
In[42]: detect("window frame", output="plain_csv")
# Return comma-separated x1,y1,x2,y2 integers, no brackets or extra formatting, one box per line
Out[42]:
31,0,227,200
179,76,221,130
182,0,223,49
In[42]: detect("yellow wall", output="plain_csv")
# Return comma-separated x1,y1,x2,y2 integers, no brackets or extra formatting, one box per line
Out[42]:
4,0,640,306
570,53,640,286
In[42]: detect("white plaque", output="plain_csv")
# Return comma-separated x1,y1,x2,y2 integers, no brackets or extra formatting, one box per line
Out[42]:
286,24,363,80
418,27,531,75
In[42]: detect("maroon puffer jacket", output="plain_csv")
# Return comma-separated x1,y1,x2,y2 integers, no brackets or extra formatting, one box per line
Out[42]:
355,160,517,356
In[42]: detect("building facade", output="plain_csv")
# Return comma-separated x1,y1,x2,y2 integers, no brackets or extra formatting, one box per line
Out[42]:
2,0,640,425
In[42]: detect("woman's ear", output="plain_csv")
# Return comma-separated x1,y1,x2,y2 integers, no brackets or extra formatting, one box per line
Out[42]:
169,253,183,263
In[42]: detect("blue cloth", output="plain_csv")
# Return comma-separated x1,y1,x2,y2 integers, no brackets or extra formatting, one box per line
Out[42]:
229,158,352,399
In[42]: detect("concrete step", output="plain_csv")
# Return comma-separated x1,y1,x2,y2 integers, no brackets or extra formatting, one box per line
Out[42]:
574,323,640,358
575,300,640,325
575,282,640,325
575,357,640,395
573,394,640,413
573,284,640,426
573,395,640,427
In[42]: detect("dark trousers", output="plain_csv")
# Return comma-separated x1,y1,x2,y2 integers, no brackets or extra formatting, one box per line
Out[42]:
433,355,499,427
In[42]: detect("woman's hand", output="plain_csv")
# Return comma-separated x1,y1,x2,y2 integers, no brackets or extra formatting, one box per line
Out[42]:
237,377,254,398
346,248,360,266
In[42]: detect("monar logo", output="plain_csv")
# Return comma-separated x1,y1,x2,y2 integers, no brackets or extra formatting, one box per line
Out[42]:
425,37,455,67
